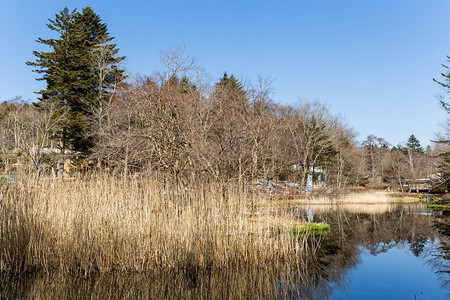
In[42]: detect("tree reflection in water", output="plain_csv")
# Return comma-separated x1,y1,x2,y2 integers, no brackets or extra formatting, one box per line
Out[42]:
1,203,448,299
315,203,450,292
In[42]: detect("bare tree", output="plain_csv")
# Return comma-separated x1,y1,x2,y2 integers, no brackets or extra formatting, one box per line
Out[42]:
362,135,390,188
91,75,200,176
159,45,198,82
0,97,67,173
324,126,360,189
286,101,338,189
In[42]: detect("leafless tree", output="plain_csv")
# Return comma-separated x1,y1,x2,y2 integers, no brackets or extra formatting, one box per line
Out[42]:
285,101,339,189
0,97,67,173
362,135,390,188
159,45,198,82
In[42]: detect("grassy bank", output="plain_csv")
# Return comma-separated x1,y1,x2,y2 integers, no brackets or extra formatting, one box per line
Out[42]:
282,190,394,205
0,175,314,275
426,204,450,211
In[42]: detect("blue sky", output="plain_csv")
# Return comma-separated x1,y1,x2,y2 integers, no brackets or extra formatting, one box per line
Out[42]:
1,0,450,146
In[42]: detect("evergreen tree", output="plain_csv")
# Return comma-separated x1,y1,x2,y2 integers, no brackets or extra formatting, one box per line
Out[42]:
179,75,197,94
26,7,125,152
163,75,197,94
433,55,450,192
214,72,245,96
433,56,450,113
406,134,424,153
434,151,450,192
213,72,248,110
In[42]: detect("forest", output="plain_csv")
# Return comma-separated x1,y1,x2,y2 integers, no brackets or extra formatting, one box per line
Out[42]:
0,6,448,193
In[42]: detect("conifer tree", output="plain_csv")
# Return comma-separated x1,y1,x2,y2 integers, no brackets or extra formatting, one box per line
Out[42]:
213,72,248,110
433,56,450,113
26,7,125,152
179,75,197,94
433,56,450,191
214,72,245,96
406,134,424,153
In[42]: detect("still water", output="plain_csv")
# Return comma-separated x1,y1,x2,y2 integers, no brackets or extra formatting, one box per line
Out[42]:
332,243,447,299
1,203,449,299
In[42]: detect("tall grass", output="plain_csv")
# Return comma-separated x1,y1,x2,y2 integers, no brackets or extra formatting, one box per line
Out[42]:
0,175,311,275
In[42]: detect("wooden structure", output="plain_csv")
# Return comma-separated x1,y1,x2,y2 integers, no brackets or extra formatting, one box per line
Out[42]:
399,179,432,193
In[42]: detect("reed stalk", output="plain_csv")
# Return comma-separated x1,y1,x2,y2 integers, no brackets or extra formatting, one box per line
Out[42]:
0,175,311,275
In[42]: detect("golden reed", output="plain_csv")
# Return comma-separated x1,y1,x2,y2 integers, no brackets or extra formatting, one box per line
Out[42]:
0,175,312,275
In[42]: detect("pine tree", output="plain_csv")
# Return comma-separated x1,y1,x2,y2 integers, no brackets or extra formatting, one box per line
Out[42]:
26,7,125,152
79,7,125,103
163,75,197,94
207,72,250,177
215,72,245,96
213,72,248,110
433,55,450,192
406,134,424,153
179,75,197,94
434,151,450,192
433,56,450,113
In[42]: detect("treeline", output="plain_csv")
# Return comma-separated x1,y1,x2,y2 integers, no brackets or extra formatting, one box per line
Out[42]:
360,134,441,190
0,77,361,189
0,77,443,190
0,6,447,191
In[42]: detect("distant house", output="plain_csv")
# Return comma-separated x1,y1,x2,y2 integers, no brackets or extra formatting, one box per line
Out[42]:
306,166,325,193
291,164,325,192
399,178,432,193
38,148,82,178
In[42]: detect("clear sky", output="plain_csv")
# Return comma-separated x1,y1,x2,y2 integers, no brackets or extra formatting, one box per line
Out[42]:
1,0,450,147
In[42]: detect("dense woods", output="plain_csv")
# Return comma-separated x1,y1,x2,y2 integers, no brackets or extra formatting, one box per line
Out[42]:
0,6,448,192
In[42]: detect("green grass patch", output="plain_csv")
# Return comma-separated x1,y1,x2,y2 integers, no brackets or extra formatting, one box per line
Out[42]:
434,199,450,205
290,223,330,236
426,204,450,211
419,195,433,203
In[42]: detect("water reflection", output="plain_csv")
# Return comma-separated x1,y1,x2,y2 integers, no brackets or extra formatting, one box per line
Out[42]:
314,202,450,297
0,266,344,299
1,203,449,299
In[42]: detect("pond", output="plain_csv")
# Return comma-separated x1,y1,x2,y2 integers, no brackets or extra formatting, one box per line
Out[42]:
300,203,449,299
1,203,449,299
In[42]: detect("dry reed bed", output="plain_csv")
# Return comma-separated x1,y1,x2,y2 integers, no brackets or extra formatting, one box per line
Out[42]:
287,191,393,205
299,203,392,215
0,176,311,275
